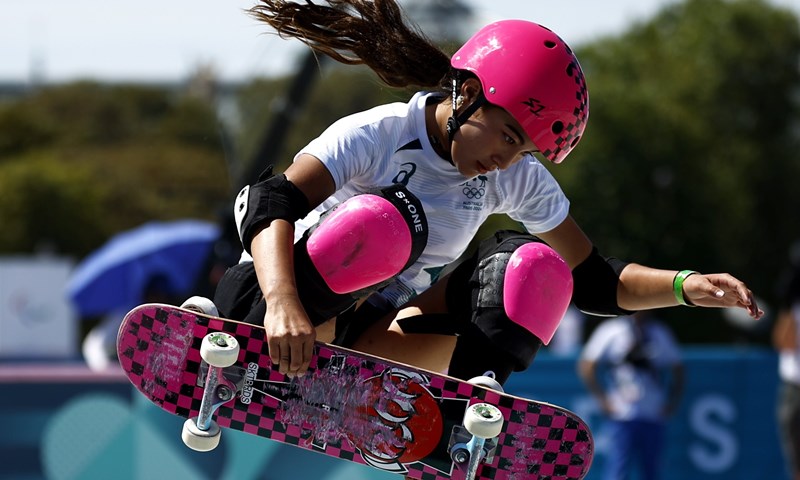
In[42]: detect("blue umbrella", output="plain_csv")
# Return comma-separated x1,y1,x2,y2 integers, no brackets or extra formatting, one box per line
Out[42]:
67,219,221,317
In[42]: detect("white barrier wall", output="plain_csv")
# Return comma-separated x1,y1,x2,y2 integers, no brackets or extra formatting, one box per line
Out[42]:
0,256,78,358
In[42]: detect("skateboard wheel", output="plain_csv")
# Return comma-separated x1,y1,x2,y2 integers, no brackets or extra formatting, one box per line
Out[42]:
181,296,219,316
182,418,221,451
467,375,504,393
200,332,240,368
464,403,504,439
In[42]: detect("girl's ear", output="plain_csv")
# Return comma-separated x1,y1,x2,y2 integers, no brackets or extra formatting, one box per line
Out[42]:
460,77,483,105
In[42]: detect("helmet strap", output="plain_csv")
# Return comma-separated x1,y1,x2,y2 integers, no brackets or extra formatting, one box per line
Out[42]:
446,77,487,142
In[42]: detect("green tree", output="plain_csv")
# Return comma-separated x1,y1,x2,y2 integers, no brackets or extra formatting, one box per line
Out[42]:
0,81,230,257
233,65,409,182
0,154,107,254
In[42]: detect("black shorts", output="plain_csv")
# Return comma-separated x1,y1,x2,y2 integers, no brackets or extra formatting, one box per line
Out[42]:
212,241,359,327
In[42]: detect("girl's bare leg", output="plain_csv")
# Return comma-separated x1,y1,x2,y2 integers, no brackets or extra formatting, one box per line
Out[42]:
351,275,457,373
315,318,337,343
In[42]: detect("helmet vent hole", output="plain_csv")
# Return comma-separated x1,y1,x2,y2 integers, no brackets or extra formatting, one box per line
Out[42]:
552,121,564,135
544,40,557,49
566,64,574,77
570,136,581,147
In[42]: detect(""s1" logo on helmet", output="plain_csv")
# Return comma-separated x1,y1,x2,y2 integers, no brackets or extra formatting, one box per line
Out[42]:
522,97,545,117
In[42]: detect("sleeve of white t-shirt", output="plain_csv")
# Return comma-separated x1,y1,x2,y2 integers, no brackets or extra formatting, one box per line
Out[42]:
503,158,570,234
296,104,407,190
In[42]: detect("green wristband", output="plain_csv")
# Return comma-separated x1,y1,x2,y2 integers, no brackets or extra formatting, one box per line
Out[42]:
673,270,698,307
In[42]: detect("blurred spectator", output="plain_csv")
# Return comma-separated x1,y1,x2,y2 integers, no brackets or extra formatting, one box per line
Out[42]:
774,241,800,480
578,311,684,480
547,304,586,356
82,274,178,371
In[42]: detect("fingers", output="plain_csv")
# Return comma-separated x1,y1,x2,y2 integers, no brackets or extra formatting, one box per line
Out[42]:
737,287,764,319
267,337,283,369
721,276,764,320
288,340,313,378
696,274,764,320
263,303,316,378
279,343,292,376
268,338,314,378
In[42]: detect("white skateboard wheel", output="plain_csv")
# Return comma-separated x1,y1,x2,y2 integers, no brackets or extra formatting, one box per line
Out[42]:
200,332,240,368
467,375,504,393
181,296,219,316
464,403,504,439
182,418,221,451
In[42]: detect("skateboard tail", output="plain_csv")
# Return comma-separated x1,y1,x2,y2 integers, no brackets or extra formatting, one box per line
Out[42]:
117,305,201,410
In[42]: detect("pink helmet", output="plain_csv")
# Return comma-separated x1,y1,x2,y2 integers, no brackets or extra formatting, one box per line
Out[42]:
451,20,589,164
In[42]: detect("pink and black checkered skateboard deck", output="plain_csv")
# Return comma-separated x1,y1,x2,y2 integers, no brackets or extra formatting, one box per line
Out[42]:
117,303,593,479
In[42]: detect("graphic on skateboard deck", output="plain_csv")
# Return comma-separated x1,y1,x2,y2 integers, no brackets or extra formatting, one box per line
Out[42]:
117,303,593,479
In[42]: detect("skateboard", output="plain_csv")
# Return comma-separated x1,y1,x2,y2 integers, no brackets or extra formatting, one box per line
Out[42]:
117,303,593,479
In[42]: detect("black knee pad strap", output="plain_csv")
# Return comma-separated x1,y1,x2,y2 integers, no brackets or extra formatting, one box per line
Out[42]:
448,324,523,385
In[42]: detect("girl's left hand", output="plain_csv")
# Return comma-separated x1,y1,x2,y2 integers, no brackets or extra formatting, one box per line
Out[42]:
682,273,764,319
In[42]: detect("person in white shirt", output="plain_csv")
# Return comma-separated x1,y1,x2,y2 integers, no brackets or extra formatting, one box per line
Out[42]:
774,242,800,480
578,312,684,480
207,0,763,385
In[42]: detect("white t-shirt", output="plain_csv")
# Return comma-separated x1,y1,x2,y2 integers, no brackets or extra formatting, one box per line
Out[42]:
581,316,682,421
291,91,569,308
779,303,800,385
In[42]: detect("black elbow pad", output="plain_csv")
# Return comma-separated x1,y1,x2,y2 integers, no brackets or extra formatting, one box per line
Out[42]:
572,247,635,317
234,166,311,254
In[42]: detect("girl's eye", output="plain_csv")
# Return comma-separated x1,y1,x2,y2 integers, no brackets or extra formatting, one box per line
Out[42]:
504,134,516,145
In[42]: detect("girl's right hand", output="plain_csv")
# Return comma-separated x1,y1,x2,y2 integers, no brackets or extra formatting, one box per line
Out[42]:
264,292,316,378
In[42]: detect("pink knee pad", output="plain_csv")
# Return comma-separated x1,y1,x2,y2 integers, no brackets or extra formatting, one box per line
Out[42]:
503,242,573,345
306,194,416,294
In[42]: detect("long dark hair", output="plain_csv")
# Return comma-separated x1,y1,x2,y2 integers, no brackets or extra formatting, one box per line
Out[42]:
248,0,453,90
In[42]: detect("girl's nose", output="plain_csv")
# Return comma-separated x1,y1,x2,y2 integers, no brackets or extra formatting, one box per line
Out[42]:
490,153,510,171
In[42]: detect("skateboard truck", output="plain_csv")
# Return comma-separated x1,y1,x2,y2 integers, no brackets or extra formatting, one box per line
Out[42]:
448,403,503,479
181,332,241,452
447,374,505,479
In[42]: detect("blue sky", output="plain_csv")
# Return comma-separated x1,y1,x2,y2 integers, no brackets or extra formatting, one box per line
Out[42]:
3,0,799,83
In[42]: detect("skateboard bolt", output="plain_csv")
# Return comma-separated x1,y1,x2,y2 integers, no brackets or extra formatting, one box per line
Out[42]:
453,449,469,463
474,404,494,418
217,386,233,401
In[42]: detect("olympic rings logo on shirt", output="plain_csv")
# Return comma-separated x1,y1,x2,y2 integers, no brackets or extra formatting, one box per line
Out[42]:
460,175,488,200
462,186,485,199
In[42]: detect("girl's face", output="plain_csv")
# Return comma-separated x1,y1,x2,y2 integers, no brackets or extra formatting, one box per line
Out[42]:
451,104,538,178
